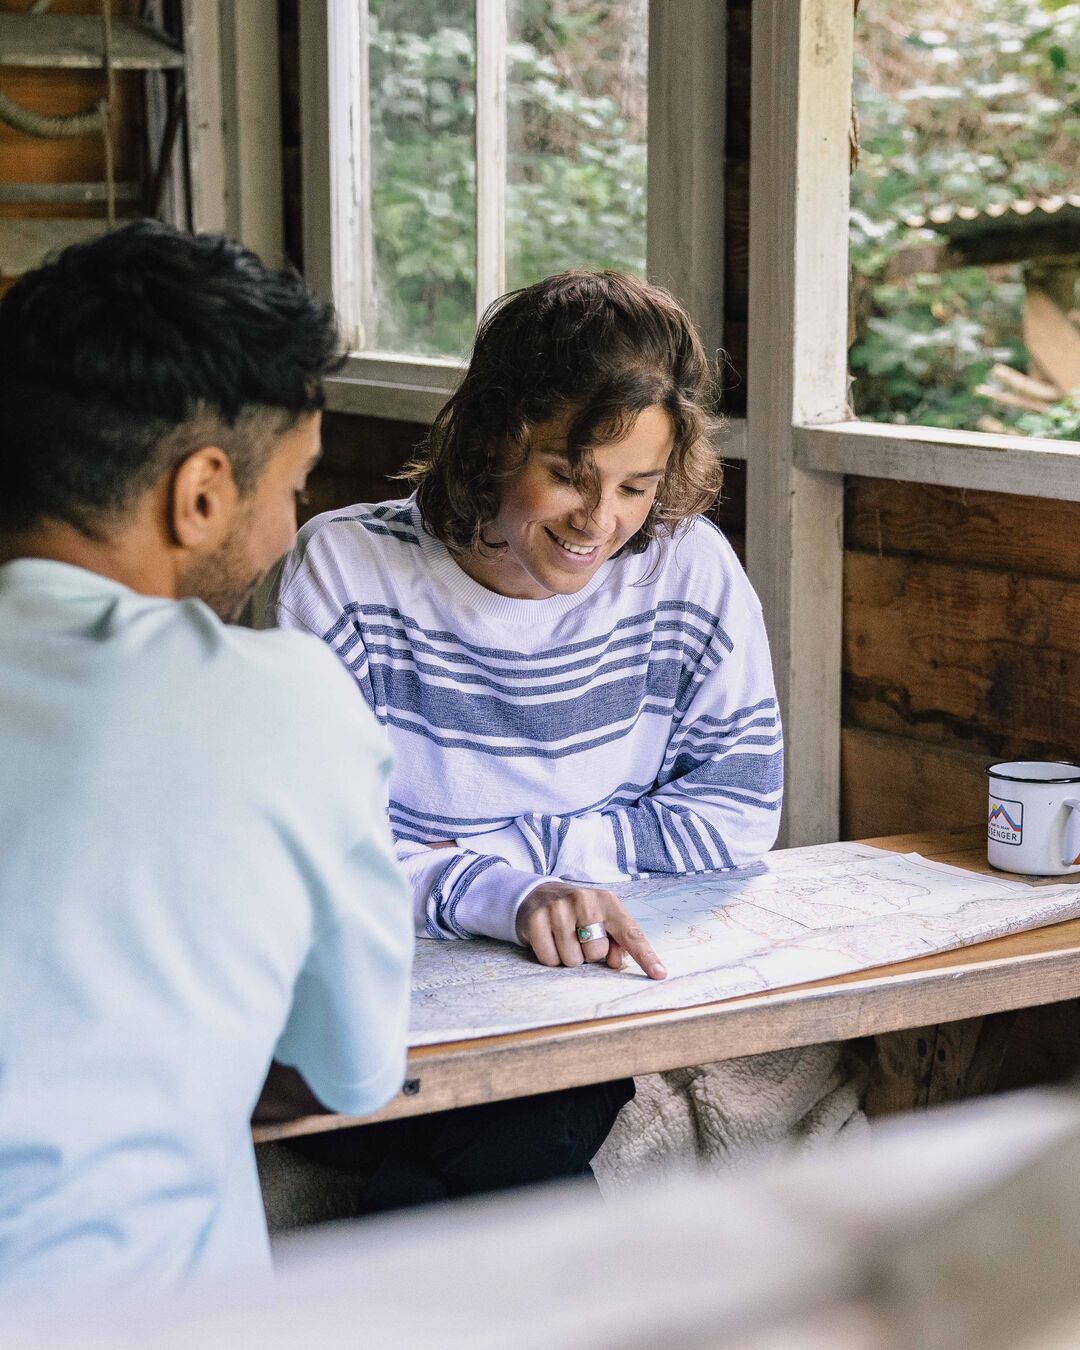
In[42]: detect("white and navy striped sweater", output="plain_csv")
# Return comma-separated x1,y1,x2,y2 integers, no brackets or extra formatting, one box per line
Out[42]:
271,495,783,945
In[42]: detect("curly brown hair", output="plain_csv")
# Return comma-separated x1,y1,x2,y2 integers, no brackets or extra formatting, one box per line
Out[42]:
404,270,724,556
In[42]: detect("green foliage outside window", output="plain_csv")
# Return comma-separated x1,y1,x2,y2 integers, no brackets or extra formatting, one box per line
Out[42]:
368,0,646,357
365,0,1079,435
851,0,1080,433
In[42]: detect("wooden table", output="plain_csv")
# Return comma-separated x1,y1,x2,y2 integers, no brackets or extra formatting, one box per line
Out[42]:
254,827,1080,1143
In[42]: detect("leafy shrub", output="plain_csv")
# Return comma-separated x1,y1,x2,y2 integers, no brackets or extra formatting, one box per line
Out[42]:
368,0,646,357
850,0,1080,431
1015,392,1080,439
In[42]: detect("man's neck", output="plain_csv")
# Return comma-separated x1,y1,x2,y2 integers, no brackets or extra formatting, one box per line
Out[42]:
0,516,177,599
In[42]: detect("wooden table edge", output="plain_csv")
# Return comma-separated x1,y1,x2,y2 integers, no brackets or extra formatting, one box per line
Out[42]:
255,827,1080,1141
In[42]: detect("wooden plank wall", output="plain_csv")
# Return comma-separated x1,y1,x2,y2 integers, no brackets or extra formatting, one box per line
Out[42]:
843,480,1080,838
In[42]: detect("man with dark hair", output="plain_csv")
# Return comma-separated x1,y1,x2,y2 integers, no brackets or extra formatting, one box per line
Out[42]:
0,222,413,1303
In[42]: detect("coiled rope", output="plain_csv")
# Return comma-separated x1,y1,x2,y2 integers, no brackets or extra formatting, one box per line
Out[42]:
0,0,117,226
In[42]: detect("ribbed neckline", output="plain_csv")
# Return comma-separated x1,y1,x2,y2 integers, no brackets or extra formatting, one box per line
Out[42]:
411,498,616,626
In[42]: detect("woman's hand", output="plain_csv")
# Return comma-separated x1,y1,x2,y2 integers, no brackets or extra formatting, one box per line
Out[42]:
515,881,666,980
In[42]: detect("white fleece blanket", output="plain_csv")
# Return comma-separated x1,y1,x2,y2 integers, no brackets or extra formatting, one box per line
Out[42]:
592,1042,869,1194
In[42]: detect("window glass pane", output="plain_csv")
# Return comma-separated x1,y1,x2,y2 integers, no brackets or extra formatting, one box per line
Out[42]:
849,1,1080,438
369,0,477,356
505,0,648,292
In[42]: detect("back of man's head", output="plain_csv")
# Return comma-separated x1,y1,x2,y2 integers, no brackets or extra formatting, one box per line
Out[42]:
0,220,342,535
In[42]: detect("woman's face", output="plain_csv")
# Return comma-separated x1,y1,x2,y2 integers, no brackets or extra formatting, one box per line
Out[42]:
461,404,674,599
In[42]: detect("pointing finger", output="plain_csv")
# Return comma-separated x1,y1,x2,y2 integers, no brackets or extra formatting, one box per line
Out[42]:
607,916,666,980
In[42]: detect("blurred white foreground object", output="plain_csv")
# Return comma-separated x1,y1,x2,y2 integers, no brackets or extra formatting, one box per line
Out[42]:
6,1087,1080,1350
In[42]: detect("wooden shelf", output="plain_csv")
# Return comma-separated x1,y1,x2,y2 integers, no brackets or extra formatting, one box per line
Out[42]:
0,15,183,71
0,181,141,205
0,217,108,278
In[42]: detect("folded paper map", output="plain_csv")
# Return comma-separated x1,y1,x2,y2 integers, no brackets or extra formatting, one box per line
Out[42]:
409,843,1080,1045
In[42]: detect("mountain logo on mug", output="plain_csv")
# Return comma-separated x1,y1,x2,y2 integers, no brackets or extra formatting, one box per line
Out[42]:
988,797,1023,845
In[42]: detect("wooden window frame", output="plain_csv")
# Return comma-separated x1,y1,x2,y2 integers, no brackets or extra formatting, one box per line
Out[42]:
299,0,734,428
747,0,1080,851
182,0,284,265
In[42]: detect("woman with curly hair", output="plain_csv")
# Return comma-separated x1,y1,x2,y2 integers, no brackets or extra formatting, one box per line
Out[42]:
269,270,783,1207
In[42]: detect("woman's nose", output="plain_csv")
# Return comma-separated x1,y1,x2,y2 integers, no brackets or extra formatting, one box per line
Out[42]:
588,494,618,535
569,492,617,538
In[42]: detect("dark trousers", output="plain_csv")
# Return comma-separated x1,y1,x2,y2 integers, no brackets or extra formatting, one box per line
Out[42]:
287,1078,634,1215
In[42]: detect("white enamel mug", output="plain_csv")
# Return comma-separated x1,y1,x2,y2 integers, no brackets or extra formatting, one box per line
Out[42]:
987,761,1080,875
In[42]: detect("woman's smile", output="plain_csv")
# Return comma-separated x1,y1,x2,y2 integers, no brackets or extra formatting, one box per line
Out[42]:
544,526,603,562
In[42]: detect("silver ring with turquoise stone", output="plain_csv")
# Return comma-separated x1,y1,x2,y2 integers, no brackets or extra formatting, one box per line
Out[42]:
576,921,608,944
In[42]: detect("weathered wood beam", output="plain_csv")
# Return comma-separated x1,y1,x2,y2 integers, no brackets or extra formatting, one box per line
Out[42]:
647,0,727,365
746,0,851,848
886,224,1080,280
798,421,1080,502
845,476,1080,581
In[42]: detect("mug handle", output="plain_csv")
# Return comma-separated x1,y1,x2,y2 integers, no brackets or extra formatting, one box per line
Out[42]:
1063,799,1080,867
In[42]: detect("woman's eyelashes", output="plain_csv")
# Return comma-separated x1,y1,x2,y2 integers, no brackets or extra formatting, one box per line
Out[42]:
546,467,646,498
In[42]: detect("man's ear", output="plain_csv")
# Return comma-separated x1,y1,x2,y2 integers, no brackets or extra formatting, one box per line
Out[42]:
169,446,238,550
